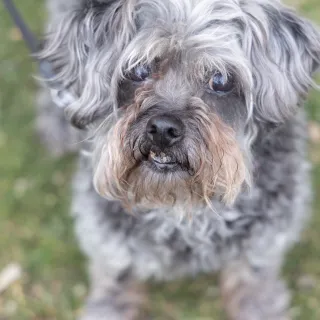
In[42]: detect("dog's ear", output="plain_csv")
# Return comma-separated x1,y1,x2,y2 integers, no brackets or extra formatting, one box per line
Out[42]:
40,0,135,129
241,1,320,123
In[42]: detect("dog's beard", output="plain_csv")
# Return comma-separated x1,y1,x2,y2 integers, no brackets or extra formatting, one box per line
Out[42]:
93,95,249,211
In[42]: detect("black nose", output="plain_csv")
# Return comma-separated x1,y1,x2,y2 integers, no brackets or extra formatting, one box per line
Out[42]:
146,114,184,148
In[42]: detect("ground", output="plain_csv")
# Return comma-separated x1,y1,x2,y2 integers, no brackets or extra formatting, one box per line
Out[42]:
0,0,320,319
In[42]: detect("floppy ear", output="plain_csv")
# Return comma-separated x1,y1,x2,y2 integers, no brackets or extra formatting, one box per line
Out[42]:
241,1,320,123
40,0,135,128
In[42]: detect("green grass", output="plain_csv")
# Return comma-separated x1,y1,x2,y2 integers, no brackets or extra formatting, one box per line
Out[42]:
0,0,320,319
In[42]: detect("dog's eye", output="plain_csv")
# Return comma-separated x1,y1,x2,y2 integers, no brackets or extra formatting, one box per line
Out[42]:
208,72,234,93
128,65,151,82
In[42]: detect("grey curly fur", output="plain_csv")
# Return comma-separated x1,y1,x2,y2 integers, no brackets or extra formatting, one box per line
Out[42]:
37,0,320,319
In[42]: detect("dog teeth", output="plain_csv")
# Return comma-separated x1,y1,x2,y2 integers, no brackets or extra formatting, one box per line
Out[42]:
150,151,156,159
149,151,172,163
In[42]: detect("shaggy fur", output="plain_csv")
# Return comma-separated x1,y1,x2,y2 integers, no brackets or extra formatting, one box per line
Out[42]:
37,0,320,319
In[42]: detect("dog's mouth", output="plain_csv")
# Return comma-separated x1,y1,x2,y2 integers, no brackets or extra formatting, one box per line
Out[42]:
147,151,181,171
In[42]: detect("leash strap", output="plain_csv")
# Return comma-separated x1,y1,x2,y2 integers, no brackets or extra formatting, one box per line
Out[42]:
3,0,39,53
2,0,77,108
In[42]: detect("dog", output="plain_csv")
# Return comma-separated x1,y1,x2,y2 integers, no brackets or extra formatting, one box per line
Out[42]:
36,0,320,319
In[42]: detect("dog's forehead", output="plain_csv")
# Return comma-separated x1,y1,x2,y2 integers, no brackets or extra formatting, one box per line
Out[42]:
127,0,247,69
135,0,242,32
102,0,255,97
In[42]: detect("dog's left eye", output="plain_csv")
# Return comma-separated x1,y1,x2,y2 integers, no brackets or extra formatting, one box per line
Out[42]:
208,72,234,93
128,65,151,82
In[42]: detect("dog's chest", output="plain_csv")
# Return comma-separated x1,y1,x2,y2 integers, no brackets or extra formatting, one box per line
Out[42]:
120,203,258,279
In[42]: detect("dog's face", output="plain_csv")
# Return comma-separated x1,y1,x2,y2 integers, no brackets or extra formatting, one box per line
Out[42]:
41,0,320,209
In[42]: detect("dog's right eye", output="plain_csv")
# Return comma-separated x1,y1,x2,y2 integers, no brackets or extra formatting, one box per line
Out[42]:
208,72,234,94
127,65,151,82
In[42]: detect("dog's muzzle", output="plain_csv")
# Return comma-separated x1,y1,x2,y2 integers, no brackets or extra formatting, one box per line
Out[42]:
145,114,185,171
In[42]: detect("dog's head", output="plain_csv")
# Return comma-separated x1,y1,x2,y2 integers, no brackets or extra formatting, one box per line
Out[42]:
41,0,320,209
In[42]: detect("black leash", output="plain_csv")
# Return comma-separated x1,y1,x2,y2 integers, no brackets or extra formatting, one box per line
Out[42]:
3,0,39,53
2,0,76,107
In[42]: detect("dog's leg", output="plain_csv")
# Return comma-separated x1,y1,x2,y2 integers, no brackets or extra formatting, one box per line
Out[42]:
72,158,149,320
80,262,147,320
220,260,290,320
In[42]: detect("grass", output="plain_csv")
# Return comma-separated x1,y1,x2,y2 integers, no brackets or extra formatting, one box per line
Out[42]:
0,0,320,319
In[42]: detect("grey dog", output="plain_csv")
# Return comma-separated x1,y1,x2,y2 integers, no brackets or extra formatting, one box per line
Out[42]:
36,0,320,319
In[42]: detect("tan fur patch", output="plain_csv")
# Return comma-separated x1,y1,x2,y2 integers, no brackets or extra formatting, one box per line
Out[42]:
94,90,249,211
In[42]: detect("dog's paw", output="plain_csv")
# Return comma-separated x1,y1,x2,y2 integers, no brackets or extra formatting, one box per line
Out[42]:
221,263,291,320
224,279,291,320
